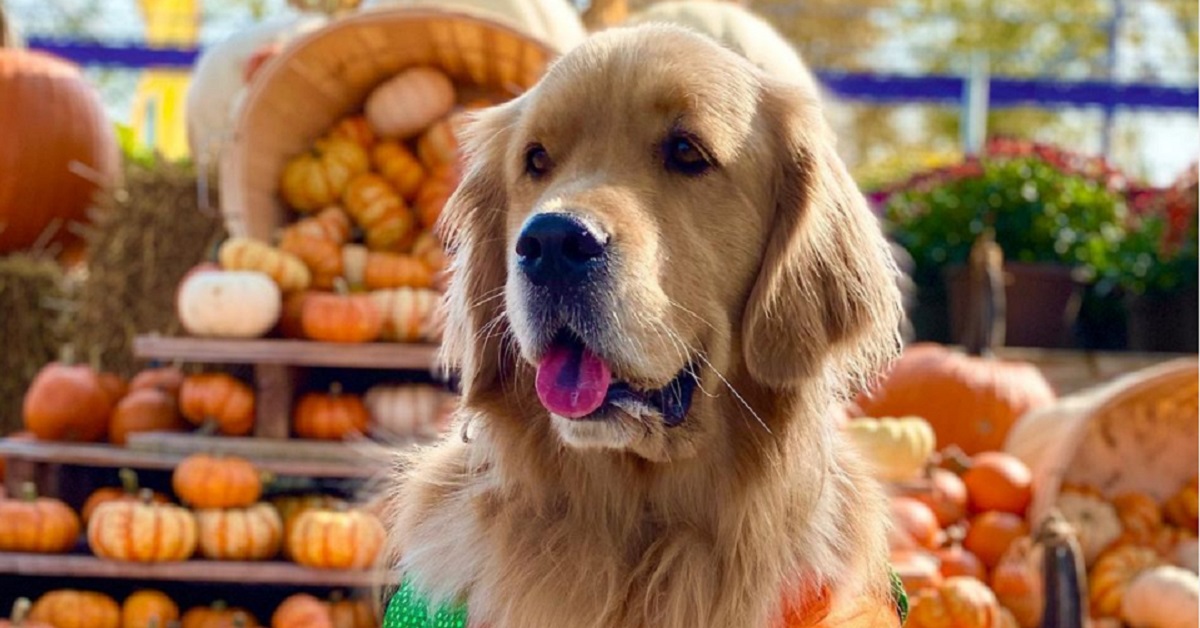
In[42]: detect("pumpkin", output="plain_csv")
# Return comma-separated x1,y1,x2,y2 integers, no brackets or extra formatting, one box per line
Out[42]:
1090,545,1164,617
2,598,50,628
415,114,466,170
287,508,386,570
280,137,370,212
0,482,81,553
271,494,346,558
856,343,1056,455
284,207,353,245
88,491,198,562
962,452,1032,516
372,141,425,201
109,387,186,445
935,542,987,581
906,576,1002,628
964,511,1028,570
98,373,128,405
81,468,170,523
913,468,969,528
0,50,119,253
1114,492,1164,543
328,116,376,151
1164,477,1198,533
327,593,374,628
271,595,331,628
990,536,1043,628
300,287,384,344
121,591,180,628
1056,491,1123,565
890,549,943,593
181,603,258,628
177,270,283,338
195,503,283,561
364,384,456,440
890,497,942,550
293,383,369,440
129,366,186,397
364,67,456,139
363,252,433,290
413,169,456,229
279,230,343,290
843,416,935,482
369,288,442,343
1120,565,1199,628
342,245,369,288
342,174,417,253
218,237,311,293
179,373,255,436
23,356,112,442
29,591,120,628
173,454,263,509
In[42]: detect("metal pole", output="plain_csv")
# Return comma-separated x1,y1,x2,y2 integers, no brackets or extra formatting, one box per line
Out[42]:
961,51,990,157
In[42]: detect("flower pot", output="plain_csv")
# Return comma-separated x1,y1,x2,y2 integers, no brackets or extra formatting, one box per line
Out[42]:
946,263,1079,349
1126,285,1199,352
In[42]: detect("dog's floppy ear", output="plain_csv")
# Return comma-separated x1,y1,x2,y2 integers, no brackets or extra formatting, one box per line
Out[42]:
741,82,903,393
435,103,516,403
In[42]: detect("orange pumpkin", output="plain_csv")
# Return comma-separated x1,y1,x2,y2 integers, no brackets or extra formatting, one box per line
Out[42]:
172,454,263,509
413,169,456,229
271,493,346,559
270,595,331,628
962,453,1032,516
179,373,255,436
2,598,51,628
327,593,374,628
29,591,120,628
372,141,425,201
1164,477,1198,533
1112,492,1164,543
181,603,258,628
195,503,283,561
23,357,112,442
1088,545,1162,617
0,482,80,553
963,511,1028,570
129,366,186,397
906,576,1002,628
890,497,942,550
363,252,433,290
280,229,343,290
935,542,987,581
121,590,180,628
281,137,370,212
301,289,384,344
81,468,170,523
856,344,1056,455
293,383,369,440
89,490,197,562
0,50,119,253
287,508,386,570
328,116,376,152
914,469,969,528
283,207,353,246
98,372,128,405
109,387,185,445
415,114,465,170
989,536,1042,628
342,174,417,253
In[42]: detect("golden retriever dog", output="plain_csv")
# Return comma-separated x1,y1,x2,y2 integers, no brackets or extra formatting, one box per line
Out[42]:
384,23,905,628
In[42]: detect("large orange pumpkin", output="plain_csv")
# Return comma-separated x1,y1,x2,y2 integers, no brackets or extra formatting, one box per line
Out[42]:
0,50,119,253
22,357,113,442
0,482,81,553
29,591,120,628
287,508,385,570
856,344,1056,455
172,453,262,509
195,503,283,561
109,387,186,445
81,468,170,523
121,590,180,628
270,595,331,628
179,373,255,436
88,491,198,562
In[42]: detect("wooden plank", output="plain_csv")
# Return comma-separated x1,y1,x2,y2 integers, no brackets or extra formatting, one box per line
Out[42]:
0,439,381,479
126,432,403,463
0,553,387,587
133,335,440,370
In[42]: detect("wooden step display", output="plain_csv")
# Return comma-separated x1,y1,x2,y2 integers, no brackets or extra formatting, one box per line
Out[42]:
0,553,388,587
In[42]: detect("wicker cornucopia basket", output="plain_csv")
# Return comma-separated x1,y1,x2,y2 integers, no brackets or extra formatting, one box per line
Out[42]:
219,7,559,240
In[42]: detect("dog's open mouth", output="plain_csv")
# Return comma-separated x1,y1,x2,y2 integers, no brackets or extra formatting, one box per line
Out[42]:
534,330,697,426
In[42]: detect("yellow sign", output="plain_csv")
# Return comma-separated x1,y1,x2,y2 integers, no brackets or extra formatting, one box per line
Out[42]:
129,0,200,160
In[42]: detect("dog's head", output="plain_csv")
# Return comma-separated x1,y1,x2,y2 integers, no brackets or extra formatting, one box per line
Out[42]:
439,25,902,462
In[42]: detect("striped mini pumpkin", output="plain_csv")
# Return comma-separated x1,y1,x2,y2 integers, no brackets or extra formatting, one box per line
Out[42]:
88,492,197,562
195,503,283,561
287,508,385,570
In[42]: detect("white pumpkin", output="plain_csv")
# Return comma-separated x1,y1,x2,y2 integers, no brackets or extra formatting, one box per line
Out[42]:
365,384,456,440
365,68,457,139
843,416,935,482
177,270,281,338
1056,492,1123,566
361,0,587,54
342,244,369,287
1121,565,1200,628
370,288,443,342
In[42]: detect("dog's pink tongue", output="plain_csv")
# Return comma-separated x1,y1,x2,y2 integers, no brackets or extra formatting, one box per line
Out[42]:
535,342,611,419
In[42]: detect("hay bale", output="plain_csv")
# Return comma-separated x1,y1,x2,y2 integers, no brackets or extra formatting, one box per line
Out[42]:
74,158,226,375
0,255,71,434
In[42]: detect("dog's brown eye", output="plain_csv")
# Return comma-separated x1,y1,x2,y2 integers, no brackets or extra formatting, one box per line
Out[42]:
525,144,553,178
663,135,711,176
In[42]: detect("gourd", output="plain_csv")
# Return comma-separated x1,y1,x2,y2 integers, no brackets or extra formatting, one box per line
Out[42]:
1120,565,1199,628
121,590,179,628
177,270,282,338
342,245,369,288
280,137,370,212
88,491,197,562
415,114,466,170
292,383,369,440
179,373,255,436
29,591,120,628
279,230,343,290
372,140,425,201
369,288,442,343
1164,477,1198,533
1090,545,1163,618
364,67,456,139
284,207,353,245
301,285,384,344
843,416,935,482
0,482,81,553
287,508,386,570
195,503,283,561
218,237,311,292
1055,491,1123,566
328,116,375,151
270,595,332,628
342,174,417,253
363,252,433,290
172,454,263,509
1113,491,1164,544
413,167,456,229
364,384,455,440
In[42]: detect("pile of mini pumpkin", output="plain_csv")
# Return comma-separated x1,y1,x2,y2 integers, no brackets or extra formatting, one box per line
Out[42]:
178,66,505,345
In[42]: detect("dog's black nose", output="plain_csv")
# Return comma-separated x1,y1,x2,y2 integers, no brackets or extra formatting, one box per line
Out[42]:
516,213,606,287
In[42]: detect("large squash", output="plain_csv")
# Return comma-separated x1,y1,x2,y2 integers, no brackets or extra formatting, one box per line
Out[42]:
0,50,119,252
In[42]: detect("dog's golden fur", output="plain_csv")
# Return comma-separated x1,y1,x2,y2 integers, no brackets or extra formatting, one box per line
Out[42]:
382,25,904,628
